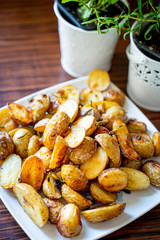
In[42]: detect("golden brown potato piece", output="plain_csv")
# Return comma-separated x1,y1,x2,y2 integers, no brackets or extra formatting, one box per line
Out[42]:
98,168,128,192
90,182,117,205
29,93,50,122
0,131,15,160
95,134,121,166
127,119,147,133
20,155,44,192
113,119,140,161
80,88,104,105
48,99,62,115
142,160,160,187
93,126,109,137
49,136,67,169
0,107,12,129
56,84,79,103
9,126,35,138
61,165,88,191
0,154,22,189
13,183,49,227
13,128,33,159
4,119,18,132
43,111,70,150
58,99,78,122
61,184,93,209
84,101,120,112
57,203,82,238
103,89,125,106
64,125,85,148
43,198,64,224
34,146,52,169
131,133,154,159
77,106,101,121
34,118,50,132
120,167,150,191
152,132,160,156
80,147,108,179
7,102,33,125
42,172,61,199
73,115,97,136
122,157,141,170
88,69,110,91
28,135,40,156
82,203,126,223
68,136,97,164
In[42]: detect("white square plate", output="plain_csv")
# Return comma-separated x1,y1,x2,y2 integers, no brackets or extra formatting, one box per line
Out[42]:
0,76,160,240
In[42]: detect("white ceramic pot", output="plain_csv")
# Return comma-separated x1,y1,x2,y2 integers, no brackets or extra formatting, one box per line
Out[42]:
54,1,127,77
126,21,160,111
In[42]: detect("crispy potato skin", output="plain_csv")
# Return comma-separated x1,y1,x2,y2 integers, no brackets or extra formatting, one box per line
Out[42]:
73,115,97,136
152,132,160,157
77,106,101,121
13,183,49,227
42,172,61,199
98,168,128,192
56,85,79,103
61,165,88,191
122,157,141,170
142,160,160,187
28,135,40,156
34,118,50,132
34,146,52,169
0,131,15,160
103,89,125,106
80,88,104,105
127,120,147,133
57,204,82,238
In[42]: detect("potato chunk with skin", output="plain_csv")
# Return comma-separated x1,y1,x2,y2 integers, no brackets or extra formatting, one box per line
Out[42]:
122,157,141,170
65,126,85,149
152,132,160,156
57,204,82,238
28,135,40,156
73,115,97,136
56,84,79,103
61,184,93,209
61,165,88,191
98,168,128,192
58,99,78,122
142,160,160,187
0,131,15,160
127,119,147,133
88,69,110,91
80,147,109,179
13,183,49,227
103,89,125,106
42,172,61,199
82,203,126,223
80,88,104,105
34,146,52,169
34,118,50,132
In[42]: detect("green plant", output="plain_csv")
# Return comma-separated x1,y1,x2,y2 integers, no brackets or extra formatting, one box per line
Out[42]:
61,0,160,39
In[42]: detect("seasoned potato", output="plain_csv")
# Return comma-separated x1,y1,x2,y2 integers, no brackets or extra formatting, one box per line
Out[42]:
98,168,128,192
120,167,150,191
4,119,18,132
61,184,93,209
73,115,97,136
82,203,126,223
80,147,108,179
29,93,50,122
103,89,125,106
127,119,147,133
34,146,52,169
65,126,85,148
42,172,61,199
49,136,67,169
8,102,33,125
80,88,104,105
95,134,121,166
90,182,117,205
84,100,120,112
57,203,82,238
58,99,78,122
0,107,13,129
0,154,22,189
61,165,88,191
113,119,140,161
68,137,97,164
0,131,15,160
21,155,44,192
78,106,101,121
43,111,70,150
43,198,64,224
13,128,33,159
152,132,160,156
131,133,154,159
13,183,49,227
122,157,141,170
48,99,62,115
9,126,35,138
88,69,110,91
56,84,79,103
34,118,50,132
142,160,160,187
93,126,109,137
28,135,40,156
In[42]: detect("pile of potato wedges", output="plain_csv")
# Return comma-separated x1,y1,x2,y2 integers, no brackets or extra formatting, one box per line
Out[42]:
0,69,160,238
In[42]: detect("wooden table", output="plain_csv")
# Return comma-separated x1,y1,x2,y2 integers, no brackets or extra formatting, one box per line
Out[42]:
0,1,160,239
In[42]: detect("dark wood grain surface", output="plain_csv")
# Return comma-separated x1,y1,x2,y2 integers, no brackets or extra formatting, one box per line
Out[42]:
0,0,160,239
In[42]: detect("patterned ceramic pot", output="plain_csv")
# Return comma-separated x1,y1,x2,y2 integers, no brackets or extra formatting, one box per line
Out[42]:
54,1,127,77
126,21,160,111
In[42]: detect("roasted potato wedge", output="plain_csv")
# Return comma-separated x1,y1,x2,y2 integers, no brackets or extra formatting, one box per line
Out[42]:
0,107,13,130
56,84,79,103
122,157,141,170
57,203,82,238
3,119,18,132
82,203,126,223
88,69,110,91
84,100,120,112
61,164,88,191
61,184,93,209
103,89,125,106
13,183,49,227
80,147,108,179
73,115,97,136
42,172,61,199
0,154,22,189
90,182,117,205
58,99,78,122
127,119,147,133
98,168,128,192
152,132,160,156
120,167,150,191
142,160,160,187
34,146,52,169
9,126,35,138
68,136,97,164
21,155,44,192
28,135,40,156
34,118,50,132
65,125,85,148
77,106,101,121
80,88,104,105
0,131,15,160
